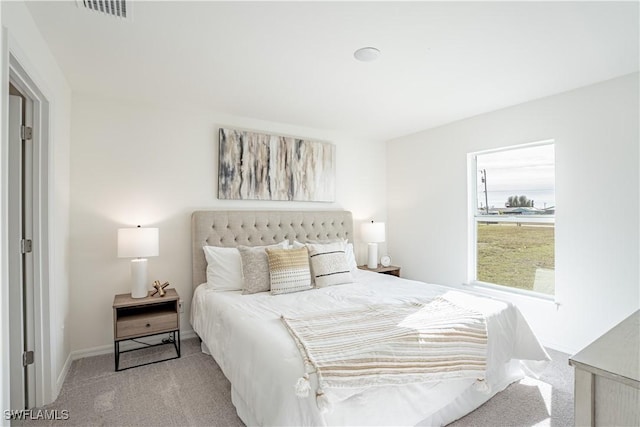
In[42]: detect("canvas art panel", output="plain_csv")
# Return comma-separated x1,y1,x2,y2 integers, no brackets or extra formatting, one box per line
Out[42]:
218,128,336,202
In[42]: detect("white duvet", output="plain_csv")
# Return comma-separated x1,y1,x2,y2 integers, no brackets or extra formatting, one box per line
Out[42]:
191,269,550,426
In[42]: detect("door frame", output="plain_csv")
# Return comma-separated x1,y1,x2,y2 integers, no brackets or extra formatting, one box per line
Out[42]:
3,50,53,409
7,90,33,411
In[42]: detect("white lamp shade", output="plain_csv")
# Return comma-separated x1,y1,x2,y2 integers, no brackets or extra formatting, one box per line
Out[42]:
361,221,385,243
117,227,159,258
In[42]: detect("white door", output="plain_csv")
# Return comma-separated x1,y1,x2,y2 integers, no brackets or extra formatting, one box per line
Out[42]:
8,92,36,410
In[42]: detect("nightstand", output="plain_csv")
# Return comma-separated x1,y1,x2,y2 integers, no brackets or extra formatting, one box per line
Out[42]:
357,264,401,277
113,288,181,371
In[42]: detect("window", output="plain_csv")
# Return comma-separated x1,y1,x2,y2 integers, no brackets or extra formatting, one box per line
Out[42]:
468,142,555,297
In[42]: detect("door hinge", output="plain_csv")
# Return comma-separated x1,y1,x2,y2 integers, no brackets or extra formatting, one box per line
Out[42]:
23,351,34,367
20,239,32,254
21,126,32,141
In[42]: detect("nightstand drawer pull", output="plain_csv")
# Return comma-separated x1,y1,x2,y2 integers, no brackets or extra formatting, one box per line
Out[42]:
146,323,151,327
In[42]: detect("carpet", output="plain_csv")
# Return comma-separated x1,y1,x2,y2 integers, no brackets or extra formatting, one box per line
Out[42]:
17,338,243,426
17,338,573,426
449,348,574,427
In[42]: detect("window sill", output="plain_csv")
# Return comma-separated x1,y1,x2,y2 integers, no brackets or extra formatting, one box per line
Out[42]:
458,281,558,305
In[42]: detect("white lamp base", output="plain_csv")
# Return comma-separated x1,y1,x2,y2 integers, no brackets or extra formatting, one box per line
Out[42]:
130,258,149,298
367,243,378,269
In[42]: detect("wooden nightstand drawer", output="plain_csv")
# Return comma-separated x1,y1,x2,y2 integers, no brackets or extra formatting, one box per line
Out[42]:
116,309,178,339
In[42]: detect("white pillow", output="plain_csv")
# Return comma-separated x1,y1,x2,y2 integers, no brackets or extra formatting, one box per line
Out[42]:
203,246,242,291
203,240,287,291
344,243,357,271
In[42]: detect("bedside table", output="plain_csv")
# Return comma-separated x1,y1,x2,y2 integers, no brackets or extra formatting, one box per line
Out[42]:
357,264,401,277
113,288,181,371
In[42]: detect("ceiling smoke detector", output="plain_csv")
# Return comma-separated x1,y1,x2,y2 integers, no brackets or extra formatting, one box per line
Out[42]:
354,47,381,62
77,0,129,19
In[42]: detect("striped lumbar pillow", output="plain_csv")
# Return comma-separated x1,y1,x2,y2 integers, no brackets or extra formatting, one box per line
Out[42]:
266,247,312,295
306,241,353,288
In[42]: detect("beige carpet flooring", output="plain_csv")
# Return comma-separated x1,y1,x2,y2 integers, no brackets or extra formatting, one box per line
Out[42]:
17,338,573,426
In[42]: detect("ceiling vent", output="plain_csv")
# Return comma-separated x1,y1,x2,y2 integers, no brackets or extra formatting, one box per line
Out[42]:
77,0,129,19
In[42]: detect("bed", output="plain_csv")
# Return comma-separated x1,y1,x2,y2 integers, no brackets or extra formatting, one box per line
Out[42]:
190,210,550,426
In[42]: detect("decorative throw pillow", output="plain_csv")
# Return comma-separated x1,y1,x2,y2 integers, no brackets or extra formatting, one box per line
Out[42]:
306,241,354,288
266,247,312,295
238,242,287,294
291,239,356,277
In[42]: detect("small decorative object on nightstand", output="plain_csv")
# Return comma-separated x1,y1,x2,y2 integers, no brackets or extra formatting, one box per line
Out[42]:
113,288,180,371
358,264,401,277
151,280,170,297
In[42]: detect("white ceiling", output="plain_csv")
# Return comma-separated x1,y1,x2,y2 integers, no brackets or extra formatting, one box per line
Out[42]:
26,1,639,141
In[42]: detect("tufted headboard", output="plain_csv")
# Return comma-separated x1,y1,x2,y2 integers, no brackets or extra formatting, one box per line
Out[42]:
191,210,353,288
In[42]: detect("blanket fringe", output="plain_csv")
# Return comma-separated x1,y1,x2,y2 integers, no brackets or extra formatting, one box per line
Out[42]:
295,374,311,398
473,378,490,394
316,389,333,414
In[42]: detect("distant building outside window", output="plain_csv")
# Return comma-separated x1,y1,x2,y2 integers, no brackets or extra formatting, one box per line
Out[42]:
468,142,555,297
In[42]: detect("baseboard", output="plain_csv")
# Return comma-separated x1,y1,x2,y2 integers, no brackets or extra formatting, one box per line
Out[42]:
182,329,197,340
55,352,73,397
70,329,197,361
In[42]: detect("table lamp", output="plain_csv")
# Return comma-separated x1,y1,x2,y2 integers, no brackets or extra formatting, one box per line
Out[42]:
118,226,159,298
361,221,385,269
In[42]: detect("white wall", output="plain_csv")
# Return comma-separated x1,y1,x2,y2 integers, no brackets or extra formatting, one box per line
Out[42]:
1,1,72,407
387,73,639,354
69,94,387,353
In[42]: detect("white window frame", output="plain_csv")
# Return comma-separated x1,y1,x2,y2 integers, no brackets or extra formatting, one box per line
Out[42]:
467,140,555,300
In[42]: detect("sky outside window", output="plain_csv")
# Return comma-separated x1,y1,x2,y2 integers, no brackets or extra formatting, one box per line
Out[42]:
476,144,555,210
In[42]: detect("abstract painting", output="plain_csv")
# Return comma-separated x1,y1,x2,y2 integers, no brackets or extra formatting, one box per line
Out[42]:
218,128,335,202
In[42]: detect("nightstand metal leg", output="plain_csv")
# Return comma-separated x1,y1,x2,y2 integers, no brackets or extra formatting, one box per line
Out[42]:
113,330,181,372
114,341,120,371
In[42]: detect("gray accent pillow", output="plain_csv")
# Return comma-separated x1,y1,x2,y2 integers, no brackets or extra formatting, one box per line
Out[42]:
238,241,287,294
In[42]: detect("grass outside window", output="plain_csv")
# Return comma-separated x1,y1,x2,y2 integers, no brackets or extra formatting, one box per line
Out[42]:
476,222,555,295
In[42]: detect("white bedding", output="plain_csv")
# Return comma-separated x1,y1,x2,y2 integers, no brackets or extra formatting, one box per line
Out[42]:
191,269,550,426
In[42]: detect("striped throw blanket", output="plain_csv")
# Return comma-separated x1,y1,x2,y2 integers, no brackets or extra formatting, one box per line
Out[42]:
281,297,488,412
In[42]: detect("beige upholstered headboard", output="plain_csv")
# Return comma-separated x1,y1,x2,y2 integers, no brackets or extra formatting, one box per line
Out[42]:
191,210,353,288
